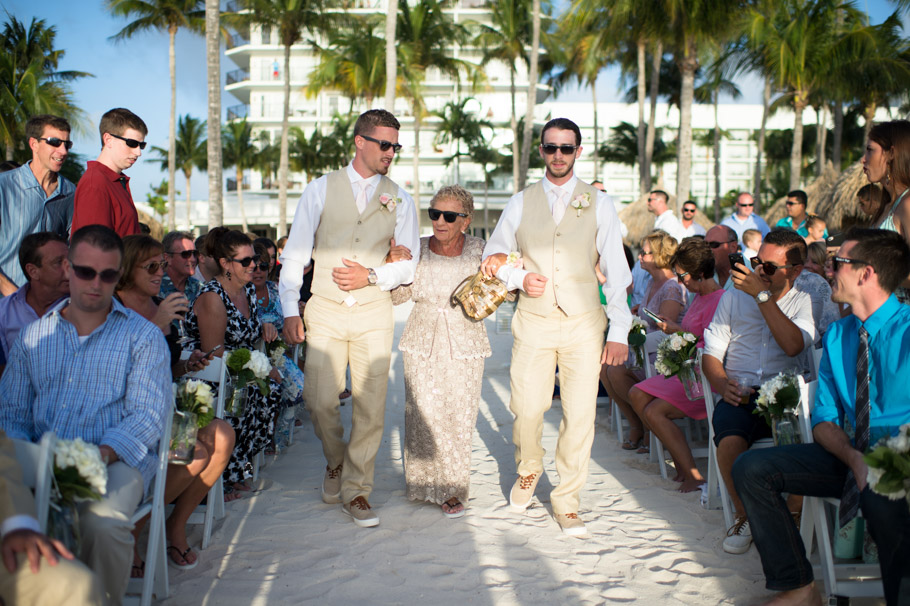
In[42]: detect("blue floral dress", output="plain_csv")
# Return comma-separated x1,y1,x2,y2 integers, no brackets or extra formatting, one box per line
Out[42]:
255,281,305,405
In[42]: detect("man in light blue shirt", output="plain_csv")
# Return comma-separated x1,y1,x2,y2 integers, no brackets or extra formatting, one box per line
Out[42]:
733,228,910,606
0,225,170,605
0,115,75,295
721,192,770,246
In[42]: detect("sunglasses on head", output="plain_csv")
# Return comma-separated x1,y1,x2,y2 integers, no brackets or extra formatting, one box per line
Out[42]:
109,133,147,150
428,208,468,223
360,134,402,153
231,256,255,267
708,240,736,249
831,256,869,272
166,249,198,259
540,143,578,155
37,137,73,150
71,263,121,284
750,256,796,275
140,260,168,274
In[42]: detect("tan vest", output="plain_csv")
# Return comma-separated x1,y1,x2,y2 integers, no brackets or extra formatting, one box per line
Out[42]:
515,179,600,317
311,169,399,304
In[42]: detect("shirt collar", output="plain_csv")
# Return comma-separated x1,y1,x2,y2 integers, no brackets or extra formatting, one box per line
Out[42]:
16,161,66,197
859,294,902,338
543,175,578,198
88,160,129,183
345,163,381,190
49,296,131,320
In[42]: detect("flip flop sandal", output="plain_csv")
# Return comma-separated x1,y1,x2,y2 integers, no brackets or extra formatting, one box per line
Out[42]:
167,545,199,571
131,561,145,579
442,498,466,519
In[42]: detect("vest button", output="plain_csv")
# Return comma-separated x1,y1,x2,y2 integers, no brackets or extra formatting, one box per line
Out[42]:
553,302,558,307
357,221,362,225
556,232,561,236
355,238,360,242
353,255,358,259
555,249,561,254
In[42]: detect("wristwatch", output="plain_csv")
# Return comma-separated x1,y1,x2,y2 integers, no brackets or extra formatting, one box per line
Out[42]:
367,268,378,286
755,290,772,304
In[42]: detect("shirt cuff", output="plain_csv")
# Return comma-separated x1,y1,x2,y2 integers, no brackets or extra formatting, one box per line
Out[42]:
1,515,41,538
496,266,528,292
100,431,147,471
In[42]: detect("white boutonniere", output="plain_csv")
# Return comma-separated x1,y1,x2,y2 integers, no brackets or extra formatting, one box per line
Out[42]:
571,192,592,217
379,194,400,212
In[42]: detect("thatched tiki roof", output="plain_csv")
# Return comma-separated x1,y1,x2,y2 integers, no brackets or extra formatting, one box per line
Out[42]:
618,193,715,248
763,163,840,227
137,210,165,240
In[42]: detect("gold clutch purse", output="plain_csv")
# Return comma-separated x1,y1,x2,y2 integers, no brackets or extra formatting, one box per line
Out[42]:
451,271,511,321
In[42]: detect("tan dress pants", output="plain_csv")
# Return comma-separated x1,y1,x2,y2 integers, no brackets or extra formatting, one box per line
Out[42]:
509,306,606,515
303,295,394,503
0,552,102,606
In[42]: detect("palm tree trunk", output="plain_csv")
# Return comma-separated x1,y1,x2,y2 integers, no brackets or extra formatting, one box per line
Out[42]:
636,39,646,196
863,103,876,143
592,80,599,180
645,40,661,194
205,0,223,229
4,136,12,161
510,69,519,193
483,172,489,239
412,107,422,232
817,104,828,176
185,170,192,229
832,102,844,170
237,165,249,232
384,0,397,110
518,0,541,192
790,96,806,191
675,46,697,215
753,77,770,212
713,90,721,223
167,24,178,232
278,42,292,237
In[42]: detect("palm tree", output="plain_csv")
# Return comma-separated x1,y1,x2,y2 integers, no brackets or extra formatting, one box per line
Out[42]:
152,114,207,229
106,0,204,231
206,0,223,228
146,178,170,223
468,143,505,238
433,98,491,186
306,15,386,109
383,0,397,110
245,0,330,237
223,119,256,232
599,121,675,190
518,0,542,192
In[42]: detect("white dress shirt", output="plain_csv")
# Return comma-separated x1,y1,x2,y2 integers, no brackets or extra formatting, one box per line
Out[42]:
682,221,707,237
653,209,687,242
483,175,633,343
278,164,419,318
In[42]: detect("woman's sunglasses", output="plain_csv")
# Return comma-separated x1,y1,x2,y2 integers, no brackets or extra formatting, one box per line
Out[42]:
71,264,122,283
141,260,168,274
252,262,270,272
428,208,468,223
38,137,74,150
231,256,256,267
109,133,147,150
750,257,795,275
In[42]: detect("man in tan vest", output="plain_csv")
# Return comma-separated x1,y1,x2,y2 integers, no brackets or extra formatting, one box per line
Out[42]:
481,118,632,537
279,109,419,528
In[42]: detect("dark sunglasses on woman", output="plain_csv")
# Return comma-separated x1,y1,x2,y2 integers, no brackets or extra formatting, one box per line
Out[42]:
428,208,468,223
141,260,168,274
231,256,255,267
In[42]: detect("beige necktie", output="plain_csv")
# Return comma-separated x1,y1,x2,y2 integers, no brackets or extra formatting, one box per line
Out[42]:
355,180,369,214
552,188,568,224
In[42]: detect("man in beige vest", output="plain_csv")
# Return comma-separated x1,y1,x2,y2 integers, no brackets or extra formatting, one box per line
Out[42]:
279,109,418,528
481,118,632,537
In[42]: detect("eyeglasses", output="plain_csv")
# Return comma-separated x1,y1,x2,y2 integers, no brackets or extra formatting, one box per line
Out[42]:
428,208,468,223
682,208,696,213
360,134,402,153
707,240,736,249
253,262,270,272
231,256,255,267
738,203,754,208
832,256,869,272
70,263,122,283
785,201,804,207
638,251,653,258
540,143,578,155
675,270,690,280
37,137,73,150
140,260,168,274
166,249,198,259
108,133,147,150
750,257,796,275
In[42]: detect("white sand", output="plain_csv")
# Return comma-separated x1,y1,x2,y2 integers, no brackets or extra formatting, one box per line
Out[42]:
160,303,873,605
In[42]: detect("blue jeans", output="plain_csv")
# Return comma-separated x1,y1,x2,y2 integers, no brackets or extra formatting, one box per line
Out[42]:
733,443,910,605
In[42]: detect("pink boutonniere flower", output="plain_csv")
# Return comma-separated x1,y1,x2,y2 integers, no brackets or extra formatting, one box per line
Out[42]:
571,192,592,217
379,194,400,212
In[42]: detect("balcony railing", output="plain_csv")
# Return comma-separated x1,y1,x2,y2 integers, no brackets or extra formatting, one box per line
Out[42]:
226,69,249,85
227,104,249,121
225,28,250,49
224,0,245,12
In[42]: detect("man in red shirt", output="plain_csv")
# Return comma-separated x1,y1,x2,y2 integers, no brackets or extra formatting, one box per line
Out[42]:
72,108,147,237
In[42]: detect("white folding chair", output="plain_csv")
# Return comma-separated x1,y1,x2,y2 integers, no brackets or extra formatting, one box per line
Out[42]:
12,432,56,533
612,331,664,444
179,354,228,551
796,380,885,601
125,403,172,606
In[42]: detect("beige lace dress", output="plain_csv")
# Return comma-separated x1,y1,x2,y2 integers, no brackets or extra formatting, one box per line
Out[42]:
392,235,491,505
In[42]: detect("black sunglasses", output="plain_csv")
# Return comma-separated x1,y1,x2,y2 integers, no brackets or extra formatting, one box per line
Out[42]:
37,137,74,150
109,133,147,150
785,201,804,207
71,263,122,284
708,240,736,249
231,256,255,267
540,143,578,155
675,270,690,280
750,256,796,275
140,260,168,274
254,262,270,272
682,207,696,213
166,249,198,259
428,208,468,223
360,134,402,153
738,203,754,208
832,256,869,272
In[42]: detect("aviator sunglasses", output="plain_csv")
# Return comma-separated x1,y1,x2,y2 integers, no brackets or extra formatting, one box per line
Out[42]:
70,263,122,284
360,134,402,153
141,260,168,274
540,143,578,155
37,137,74,150
109,133,147,150
750,256,795,275
428,208,468,223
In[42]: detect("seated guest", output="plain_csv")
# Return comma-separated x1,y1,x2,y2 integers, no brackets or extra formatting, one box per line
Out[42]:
628,239,725,492
0,233,69,373
702,228,816,554
194,234,218,284
159,231,202,305
783,230,839,340
253,237,279,281
803,242,827,278
705,225,740,290
734,228,910,606
0,225,171,604
185,228,282,495
115,235,235,571
602,230,685,453
856,183,890,228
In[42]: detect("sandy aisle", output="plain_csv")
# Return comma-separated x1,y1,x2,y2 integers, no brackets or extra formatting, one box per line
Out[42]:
160,303,836,605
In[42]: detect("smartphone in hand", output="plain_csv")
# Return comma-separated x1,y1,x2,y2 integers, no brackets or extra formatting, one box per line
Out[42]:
728,252,747,274
642,308,663,323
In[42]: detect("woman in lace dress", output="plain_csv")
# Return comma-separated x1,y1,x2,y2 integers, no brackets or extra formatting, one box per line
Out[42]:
392,185,491,518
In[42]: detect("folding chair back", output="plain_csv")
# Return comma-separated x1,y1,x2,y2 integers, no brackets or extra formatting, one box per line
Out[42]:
12,432,55,534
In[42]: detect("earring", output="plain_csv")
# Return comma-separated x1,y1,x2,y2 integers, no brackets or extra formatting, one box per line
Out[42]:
226,270,231,280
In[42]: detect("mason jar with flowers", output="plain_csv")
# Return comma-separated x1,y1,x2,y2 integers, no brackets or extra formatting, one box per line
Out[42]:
654,331,702,400
224,348,272,417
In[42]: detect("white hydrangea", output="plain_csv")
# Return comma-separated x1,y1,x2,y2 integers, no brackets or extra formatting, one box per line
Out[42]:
270,347,287,370
55,438,108,496
194,382,213,407
887,428,910,453
244,350,272,379
867,465,885,490
631,317,648,329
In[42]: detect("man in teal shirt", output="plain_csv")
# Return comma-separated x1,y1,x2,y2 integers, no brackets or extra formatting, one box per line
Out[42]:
775,189,827,239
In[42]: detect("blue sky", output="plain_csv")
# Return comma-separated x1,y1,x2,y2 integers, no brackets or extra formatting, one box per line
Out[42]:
2,0,900,202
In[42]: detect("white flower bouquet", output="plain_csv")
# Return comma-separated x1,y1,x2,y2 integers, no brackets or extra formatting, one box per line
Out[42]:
225,348,272,397
53,438,107,504
267,338,288,371
753,370,800,425
654,331,698,378
174,379,215,429
865,423,910,504
628,317,648,369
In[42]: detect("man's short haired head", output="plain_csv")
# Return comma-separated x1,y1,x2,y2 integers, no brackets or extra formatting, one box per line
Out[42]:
706,225,738,269
742,229,762,250
647,190,669,214
736,192,755,216
682,200,697,214
70,225,124,260
786,190,808,207
25,115,71,141
98,108,148,146
672,238,715,281
540,118,581,147
162,231,194,254
842,227,910,294
353,109,400,138
591,180,606,192
66,226,124,314
195,235,207,256
763,227,807,267
19,232,67,281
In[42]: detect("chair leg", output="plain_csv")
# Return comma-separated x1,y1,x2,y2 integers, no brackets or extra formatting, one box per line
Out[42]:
655,434,669,480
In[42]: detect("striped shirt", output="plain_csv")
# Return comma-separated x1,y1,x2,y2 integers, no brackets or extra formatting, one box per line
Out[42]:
0,297,171,492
